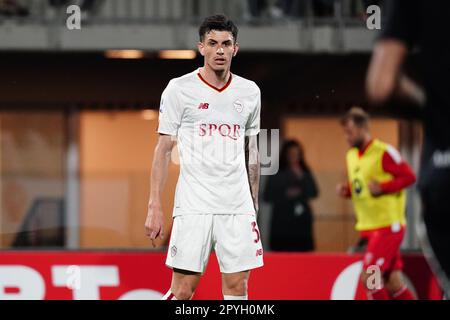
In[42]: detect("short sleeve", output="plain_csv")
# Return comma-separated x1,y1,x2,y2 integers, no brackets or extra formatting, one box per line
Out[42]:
379,0,420,48
245,86,261,136
157,80,183,136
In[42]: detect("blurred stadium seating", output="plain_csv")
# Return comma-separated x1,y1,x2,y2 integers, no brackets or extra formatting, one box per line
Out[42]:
0,0,376,51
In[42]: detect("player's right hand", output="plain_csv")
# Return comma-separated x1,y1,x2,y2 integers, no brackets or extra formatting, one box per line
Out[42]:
336,183,350,198
145,203,164,241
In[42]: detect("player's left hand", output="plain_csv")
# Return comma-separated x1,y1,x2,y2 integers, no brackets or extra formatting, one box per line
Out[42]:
368,180,382,197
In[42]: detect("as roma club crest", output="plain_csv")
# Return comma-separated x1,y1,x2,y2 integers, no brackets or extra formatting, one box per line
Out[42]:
233,100,244,113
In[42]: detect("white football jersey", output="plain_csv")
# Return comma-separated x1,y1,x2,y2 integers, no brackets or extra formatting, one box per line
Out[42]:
158,68,261,216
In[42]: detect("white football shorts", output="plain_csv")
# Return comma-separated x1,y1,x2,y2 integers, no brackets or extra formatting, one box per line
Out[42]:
165,214,264,274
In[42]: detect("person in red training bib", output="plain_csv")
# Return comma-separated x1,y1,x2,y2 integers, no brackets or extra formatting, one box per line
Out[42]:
337,107,417,300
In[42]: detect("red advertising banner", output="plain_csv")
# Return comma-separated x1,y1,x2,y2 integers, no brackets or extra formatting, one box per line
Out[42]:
0,252,442,300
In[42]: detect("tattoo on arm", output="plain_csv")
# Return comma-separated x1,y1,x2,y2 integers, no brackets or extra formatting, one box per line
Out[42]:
245,136,260,213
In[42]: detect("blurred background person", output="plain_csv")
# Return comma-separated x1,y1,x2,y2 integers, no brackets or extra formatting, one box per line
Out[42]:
312,0,334,17
247,0,268,18
337,107,416,300
0,0,28,16
247,0,284,20
264,139,319,252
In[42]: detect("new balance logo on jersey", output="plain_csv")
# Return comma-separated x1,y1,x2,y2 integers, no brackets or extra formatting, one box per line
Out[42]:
199,123,241,140
256,249,263,257
198,102,209,110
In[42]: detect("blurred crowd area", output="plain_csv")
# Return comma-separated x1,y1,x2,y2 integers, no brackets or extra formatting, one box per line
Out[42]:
0,0,99,17
0,0,382,23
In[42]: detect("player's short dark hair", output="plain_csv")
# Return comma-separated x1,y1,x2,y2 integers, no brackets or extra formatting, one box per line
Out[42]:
340,107,370,128
198,14,238,43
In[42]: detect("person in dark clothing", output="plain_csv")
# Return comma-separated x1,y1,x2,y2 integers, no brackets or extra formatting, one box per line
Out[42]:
49,0,99,12
0,0,28,16
247,0,268,18
366,0,450,297
263,139,319,252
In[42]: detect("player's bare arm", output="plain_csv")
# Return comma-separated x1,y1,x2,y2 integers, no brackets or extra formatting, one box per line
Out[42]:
245,135,260,213
367,39,425,106
398,75,426,106
145,134,176,241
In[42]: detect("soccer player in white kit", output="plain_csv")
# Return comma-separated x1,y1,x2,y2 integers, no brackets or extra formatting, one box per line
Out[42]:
144,15,263,300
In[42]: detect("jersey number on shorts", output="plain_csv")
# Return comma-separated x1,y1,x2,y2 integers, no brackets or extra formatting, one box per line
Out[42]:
251,221,260,243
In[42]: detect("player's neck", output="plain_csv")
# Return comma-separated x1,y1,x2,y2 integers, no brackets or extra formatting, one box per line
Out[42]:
199,65,231,88
358,135,373,153
363,135,372,148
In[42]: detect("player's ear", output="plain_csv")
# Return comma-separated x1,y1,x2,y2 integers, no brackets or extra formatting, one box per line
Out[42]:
197,42,205,56
233,42,239,57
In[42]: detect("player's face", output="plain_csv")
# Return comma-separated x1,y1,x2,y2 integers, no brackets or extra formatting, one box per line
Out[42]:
343,121,365,148
198,30,239,72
